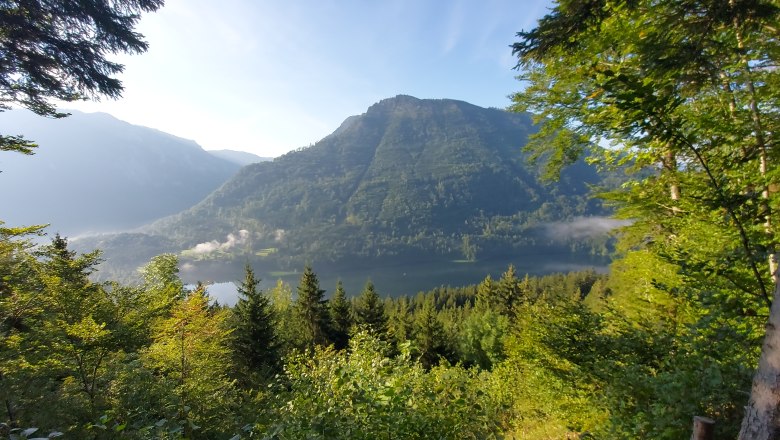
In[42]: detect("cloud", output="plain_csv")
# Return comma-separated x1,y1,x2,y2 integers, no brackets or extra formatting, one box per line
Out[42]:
189,229,250,254
545,216,631,240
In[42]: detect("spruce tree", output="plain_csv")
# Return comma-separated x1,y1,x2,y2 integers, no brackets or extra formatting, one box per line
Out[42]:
475,274,495,310
413,299,452,369
354,280,388,337
328,280,352,350
496,265,521,319
294,265,331,348
231,264,279,382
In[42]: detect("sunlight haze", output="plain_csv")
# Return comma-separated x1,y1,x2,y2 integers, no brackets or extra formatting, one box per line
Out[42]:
65,0,553,157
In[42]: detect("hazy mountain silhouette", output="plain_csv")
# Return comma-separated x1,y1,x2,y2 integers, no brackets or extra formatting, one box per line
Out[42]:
0,110,240,236
208,149,272,166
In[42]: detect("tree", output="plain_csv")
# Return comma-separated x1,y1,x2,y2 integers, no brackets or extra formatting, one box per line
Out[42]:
353,280,388,338
412,299,452,368
475,274,496,310
1,234,121,434
328,280,352,350
294,265,331,348
512,1,780,437
230,264,279,382
0,0,164,154
496,265,522,318
142,285,235,438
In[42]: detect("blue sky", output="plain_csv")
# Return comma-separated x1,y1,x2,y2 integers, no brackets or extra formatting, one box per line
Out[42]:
69,0,554,157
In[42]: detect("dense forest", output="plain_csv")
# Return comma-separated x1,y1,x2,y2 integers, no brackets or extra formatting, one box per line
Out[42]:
0,229,756,439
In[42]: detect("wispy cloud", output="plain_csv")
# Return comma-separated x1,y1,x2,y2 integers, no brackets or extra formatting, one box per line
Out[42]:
189,230,250,255
545,216,631,240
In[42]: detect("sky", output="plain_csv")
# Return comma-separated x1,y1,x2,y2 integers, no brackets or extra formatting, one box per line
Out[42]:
67,0,554,158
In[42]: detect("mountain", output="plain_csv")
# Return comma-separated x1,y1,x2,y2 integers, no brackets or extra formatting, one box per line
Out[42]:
0,110,241,236
208,149,272,166
78,96,617,293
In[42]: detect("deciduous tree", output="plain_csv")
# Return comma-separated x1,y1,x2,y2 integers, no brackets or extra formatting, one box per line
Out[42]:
512,1,780,437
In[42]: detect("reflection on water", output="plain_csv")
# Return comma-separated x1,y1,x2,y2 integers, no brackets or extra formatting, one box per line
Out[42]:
182,251,609,304
185,281,239,306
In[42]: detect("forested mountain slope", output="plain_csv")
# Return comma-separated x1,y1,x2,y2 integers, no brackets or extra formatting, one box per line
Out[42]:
81,96,617,288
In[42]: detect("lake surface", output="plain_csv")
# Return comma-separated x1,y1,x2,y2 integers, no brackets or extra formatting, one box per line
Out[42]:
188,250,609,304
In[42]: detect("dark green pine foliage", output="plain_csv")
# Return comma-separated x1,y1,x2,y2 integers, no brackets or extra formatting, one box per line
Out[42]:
387,296,414,344
328,280,352,350
475,274,496,310
413,299,453,369
353,281,388,338
294,265,331,348
0,0,164,154
496,265,522,319
230,264,279,382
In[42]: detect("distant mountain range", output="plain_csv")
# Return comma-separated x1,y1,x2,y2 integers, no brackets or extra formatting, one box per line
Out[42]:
207,149,272,166
0,110,241,236
74,96,619,293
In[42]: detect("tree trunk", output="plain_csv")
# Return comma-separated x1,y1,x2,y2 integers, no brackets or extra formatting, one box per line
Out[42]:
692,416,715,440
739,279,780,439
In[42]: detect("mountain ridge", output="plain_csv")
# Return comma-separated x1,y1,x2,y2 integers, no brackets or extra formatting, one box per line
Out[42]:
78,95,614,291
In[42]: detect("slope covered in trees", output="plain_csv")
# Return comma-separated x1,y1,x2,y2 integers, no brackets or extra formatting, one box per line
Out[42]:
84,95,617,288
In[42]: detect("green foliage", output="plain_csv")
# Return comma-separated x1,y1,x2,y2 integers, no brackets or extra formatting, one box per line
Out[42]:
0,0,163,154
140,285,238,438
257,331,503,439
0,226,760,439
513,1,780,436
328,280,352,350
457,307,509,370
412,299,453,368
353,281,388,338
230,264,280,383
294,265,331,348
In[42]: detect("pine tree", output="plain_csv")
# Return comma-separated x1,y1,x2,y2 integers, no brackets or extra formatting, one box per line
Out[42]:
413,299,452,369
294,265,331,348
475,274,495,310
231,264,279,382
496,265,521,318
387,296,413,344
328,280,352,350
354,280,388,338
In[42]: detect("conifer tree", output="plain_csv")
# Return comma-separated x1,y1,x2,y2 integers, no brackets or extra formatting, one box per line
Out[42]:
496,265,522,318
294,265,331,348
354,280,388,337
0,0,163,155
231,264,279,382
413,299,452,368
328,280,352,350
387,296,414,344
475,274,496,310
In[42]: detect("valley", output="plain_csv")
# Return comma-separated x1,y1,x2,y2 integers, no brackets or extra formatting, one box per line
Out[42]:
64,95,618,294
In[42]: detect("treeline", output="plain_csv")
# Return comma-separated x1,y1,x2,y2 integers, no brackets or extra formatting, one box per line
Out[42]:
1,227,758,439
